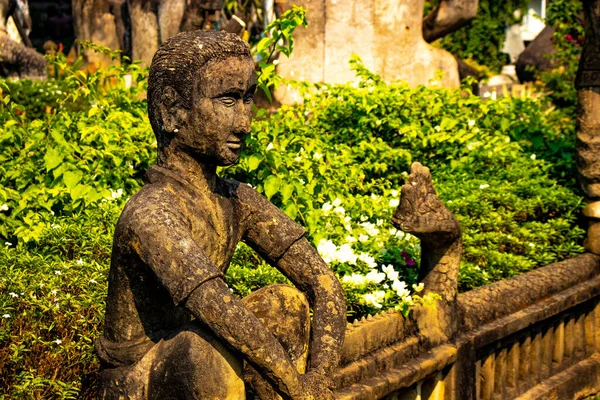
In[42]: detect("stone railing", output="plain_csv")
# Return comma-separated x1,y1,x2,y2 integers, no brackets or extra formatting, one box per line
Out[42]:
332,253,600,399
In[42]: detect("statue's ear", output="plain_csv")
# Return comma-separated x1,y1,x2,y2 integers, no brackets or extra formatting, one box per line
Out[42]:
159,86,188,134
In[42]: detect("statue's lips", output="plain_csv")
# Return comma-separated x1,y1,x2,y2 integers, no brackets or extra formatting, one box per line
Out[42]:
226,141,242,150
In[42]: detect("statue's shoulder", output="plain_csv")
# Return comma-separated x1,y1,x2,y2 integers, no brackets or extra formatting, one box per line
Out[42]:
116,179,183,235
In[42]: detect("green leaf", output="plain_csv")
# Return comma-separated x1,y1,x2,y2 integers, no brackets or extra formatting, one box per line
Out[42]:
283,202,298,219
247,154,263,172
44,147,64,171
70,183,90,201
281,184,294,203
63,170,83,189
263,175,280,199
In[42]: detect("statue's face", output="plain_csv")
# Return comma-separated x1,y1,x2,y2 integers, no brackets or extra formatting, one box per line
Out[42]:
178,56,257,166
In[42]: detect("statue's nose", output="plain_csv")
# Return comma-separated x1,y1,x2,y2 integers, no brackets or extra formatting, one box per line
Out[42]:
233,103,251,135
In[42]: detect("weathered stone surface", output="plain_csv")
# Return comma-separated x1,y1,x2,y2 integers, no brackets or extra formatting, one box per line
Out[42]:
392,162,462,344
576,0,600,255
0,0,45,79
72,0,123,69
276,0,460,104
516,25,556,83
98,31,346,399
422,0,478,43
458,253,600,332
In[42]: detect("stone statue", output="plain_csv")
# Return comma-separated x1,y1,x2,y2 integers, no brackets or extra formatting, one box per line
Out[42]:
577,0,600,254
96,30,346,400
0,0,46,79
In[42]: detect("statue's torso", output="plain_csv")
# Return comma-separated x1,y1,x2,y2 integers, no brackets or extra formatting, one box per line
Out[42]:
98,166,305,367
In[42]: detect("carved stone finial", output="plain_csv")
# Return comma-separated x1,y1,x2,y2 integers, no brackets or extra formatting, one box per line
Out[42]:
392,162,462,343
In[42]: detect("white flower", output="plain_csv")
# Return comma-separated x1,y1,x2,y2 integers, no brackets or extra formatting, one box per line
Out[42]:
391,190,399,197
317,239,337,264
54,270,62,275
360,222,380,237
0,204,8,211
54,339,62,345
392,279,410,298
89,279,98,284
336,244,358,265
358,234,369,243
266,143,274,151
332,198,342,207
370,193,378,200
365,270,386,283
110,188,123,199
505,137,511,143
363,291,385,308
528,243,535,247
294,156,302,162
51,289,58,295
4,242,12,247
321,202,333,212
76,259,84,265
530,154,536,160
434,125,441,132
358,252,377,269
345,236,357,243
479,184,490,189
360,215,368,222
468,119,476,127
333,206,345,215
342,273,366,286
51,224,61,229
9,292,18,298
382,264,399,281
376,219,384,226
389,198,400,207
313,152,323,159
2,314,9,318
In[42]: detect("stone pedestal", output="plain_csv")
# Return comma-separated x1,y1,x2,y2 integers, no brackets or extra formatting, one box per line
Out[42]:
276,0,460,104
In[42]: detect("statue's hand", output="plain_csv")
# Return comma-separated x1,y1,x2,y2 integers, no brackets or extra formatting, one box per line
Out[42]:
391,162,460,242
298,371,334,400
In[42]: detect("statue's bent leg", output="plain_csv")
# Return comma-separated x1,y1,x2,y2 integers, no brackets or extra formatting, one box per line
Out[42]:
99,322,246,400
242,284,310,399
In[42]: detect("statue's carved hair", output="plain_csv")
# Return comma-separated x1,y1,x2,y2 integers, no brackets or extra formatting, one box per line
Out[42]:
147,30,252,148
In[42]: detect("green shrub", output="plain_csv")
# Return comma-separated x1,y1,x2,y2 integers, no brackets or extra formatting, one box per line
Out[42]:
434,0,529,74
538,0,584,115
0,51,585,397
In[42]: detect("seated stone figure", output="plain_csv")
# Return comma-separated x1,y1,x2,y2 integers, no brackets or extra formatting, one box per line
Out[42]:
96,31,346,399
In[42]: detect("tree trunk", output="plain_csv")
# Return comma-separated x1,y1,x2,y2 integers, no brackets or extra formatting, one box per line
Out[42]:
422,0,478,43
576,0,600,253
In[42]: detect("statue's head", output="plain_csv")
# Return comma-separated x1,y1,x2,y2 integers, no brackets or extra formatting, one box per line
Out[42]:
148,31,256,166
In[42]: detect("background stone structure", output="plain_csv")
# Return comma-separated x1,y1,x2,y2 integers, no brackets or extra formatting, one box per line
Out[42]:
275,0,460,104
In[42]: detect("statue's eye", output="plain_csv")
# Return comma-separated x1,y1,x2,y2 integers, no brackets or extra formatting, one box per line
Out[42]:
220,97,236,106
243,94,253,104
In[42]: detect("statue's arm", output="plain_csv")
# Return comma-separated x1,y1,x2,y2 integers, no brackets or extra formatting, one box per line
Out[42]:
276,238,347,376
186,279,303,398
130,207,303,399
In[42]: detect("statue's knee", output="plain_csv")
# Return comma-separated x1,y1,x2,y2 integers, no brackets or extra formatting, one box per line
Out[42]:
149,329,245,399
244,284,309,323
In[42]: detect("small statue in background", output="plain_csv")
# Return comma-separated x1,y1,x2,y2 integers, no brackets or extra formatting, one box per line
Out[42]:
0,0,46,79
97,31,346,400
